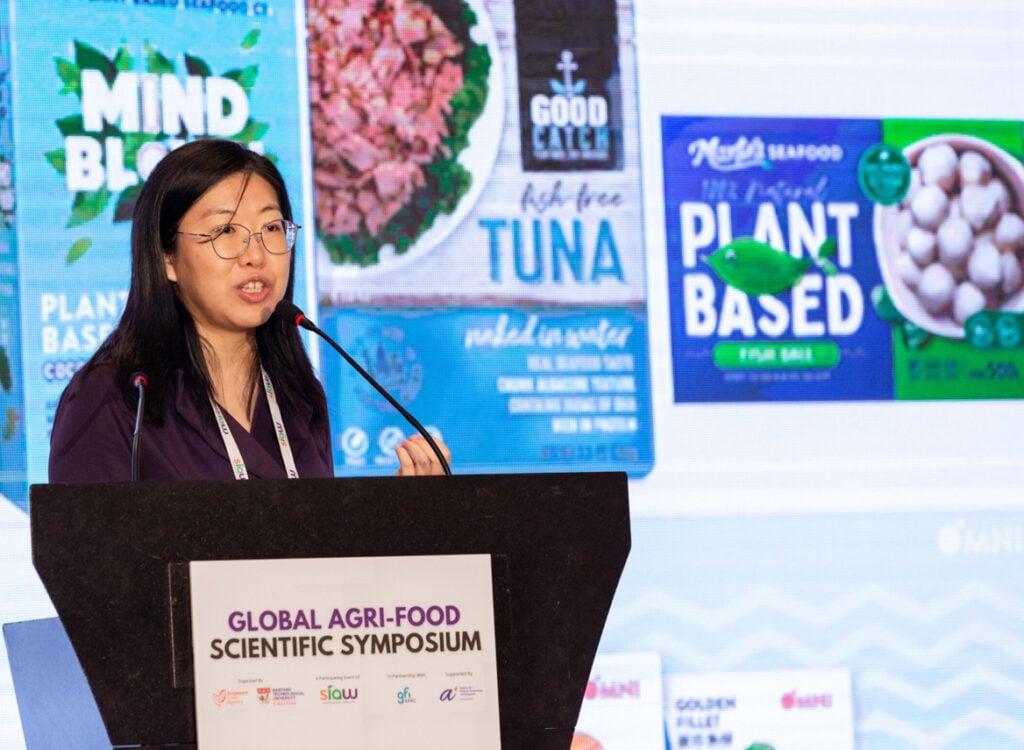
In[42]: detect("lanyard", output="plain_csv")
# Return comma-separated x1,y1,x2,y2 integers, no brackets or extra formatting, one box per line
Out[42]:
210,366,299,480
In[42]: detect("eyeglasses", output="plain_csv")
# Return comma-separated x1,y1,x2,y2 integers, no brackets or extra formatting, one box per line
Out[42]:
177,219,300,260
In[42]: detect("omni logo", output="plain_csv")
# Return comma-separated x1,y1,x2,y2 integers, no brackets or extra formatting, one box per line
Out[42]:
781,690,832,710
938,519,1024,556
585,677,640,700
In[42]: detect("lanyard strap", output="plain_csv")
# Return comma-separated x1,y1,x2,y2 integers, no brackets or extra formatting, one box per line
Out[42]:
210,366,299,480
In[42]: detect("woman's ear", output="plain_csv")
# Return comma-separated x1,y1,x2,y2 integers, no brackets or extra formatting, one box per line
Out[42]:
164,252,177,283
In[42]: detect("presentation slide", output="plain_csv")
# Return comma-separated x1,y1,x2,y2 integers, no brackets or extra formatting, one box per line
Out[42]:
1,1,1022,748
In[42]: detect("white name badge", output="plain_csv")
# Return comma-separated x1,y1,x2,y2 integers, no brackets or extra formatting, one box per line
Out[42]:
189,555,500,749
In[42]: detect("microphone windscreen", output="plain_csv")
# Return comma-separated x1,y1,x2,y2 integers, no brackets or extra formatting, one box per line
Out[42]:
274,298,305,323
130,372,148,388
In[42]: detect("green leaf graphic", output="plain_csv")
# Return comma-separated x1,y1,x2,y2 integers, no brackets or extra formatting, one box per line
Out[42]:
121,132,161,169
65,237,92,264
45,148,67,175
56,114,86,137
184,54,212,77
3,407,19,442
234,119,269,143
74,40,116,83
817,237,838,259
223,64,258,92
0,347,11,392
145,42,175,75
67,187,110,228
55,57,80,96
705,238,813,296
113,44,134,73
240,29,261,50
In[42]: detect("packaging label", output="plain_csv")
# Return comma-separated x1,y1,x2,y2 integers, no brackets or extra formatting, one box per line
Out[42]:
312,1,652,476
663,116,1024,402
4,0,312,506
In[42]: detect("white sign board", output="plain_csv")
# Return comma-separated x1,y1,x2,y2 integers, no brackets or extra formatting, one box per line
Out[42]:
665,668,854,750
574,652,664,749
189,554,500,749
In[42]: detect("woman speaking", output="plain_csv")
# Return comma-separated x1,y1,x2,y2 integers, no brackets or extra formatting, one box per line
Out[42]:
48,139,449,482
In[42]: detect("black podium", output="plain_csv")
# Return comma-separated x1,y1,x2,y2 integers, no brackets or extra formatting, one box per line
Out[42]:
29,472,630,749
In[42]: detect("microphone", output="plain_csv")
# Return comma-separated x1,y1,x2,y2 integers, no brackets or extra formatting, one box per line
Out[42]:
276,299,451,476
130,372,148,481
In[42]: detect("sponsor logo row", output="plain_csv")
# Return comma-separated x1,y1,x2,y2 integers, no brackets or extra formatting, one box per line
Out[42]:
214,684,484,708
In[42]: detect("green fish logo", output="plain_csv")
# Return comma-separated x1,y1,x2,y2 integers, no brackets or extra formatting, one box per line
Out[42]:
706,237,838,296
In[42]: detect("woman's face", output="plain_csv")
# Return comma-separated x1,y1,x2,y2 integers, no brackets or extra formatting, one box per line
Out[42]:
165,172,292,344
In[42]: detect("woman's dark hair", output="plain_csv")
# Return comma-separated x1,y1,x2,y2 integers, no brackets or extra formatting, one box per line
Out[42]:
89,138,327,429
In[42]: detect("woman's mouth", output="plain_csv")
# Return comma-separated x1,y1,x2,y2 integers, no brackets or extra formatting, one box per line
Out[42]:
239,279,272,301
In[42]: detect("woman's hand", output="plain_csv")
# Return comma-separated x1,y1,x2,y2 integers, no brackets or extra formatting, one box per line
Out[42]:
395,434,452,476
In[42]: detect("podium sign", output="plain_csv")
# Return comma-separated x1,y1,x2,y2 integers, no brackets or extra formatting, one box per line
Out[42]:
31,473,629,748
190,554,500,749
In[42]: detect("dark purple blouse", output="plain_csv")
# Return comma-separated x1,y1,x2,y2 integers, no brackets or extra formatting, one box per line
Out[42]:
48,364,334,483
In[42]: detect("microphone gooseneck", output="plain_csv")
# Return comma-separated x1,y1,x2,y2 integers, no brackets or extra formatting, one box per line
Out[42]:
276,299,452,476
130,372,148,482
